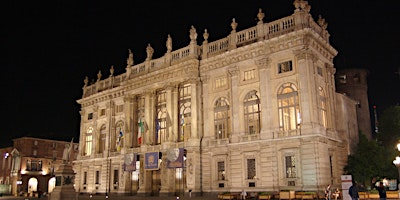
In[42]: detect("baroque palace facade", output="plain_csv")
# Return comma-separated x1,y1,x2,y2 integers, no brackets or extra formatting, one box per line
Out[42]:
73,0,364,196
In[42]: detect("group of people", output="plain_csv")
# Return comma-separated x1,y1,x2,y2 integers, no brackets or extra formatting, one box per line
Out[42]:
348,181,387,200
325,180,387,200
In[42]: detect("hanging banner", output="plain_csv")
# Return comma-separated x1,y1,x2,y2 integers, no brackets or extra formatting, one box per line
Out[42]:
123,153,136,172
144,152,159,170
167,148,184,168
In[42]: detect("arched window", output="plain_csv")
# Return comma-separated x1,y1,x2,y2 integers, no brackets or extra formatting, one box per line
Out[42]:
318,87,327,128
179,83,191,142
214,97,230,139
244,90,260,135
84,127,93,156
277,83,300,131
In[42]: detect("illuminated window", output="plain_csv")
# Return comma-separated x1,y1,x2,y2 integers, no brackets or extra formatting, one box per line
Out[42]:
215,77,227,89
278,61,292,73
278,83,300,131
84,127,93,156
285,155,296,178
243,69,256,81
179,84,191,142
214,97,230,139
156,90,167,144
217,161,225,180
244,91,260,135
318,87,327,128
115,122,124,152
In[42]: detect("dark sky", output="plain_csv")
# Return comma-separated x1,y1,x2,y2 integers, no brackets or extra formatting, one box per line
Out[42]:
1,0,399,147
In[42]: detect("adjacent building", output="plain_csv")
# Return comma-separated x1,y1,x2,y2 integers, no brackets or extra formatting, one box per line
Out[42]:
73,0,366,197
0,137,78,196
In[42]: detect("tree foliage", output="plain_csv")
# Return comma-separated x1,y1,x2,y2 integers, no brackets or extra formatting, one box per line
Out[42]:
344,105,400,188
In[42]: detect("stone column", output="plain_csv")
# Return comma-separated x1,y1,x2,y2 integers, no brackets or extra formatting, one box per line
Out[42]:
228,66,240,142
295,49,317,131
256,57,273,139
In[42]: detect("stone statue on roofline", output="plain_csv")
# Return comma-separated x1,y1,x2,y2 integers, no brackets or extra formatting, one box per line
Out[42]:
146,43,154,60
166,34,172,52
127,49,134,66
189,25,197,42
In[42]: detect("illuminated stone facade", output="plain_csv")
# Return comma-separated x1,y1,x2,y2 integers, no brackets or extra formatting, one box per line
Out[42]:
0,137,78,196
74,0,362,196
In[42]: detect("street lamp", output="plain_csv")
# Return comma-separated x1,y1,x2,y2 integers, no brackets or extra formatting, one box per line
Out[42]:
393,143,400,190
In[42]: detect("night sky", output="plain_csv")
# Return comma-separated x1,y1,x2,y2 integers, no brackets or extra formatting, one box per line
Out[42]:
1,0,399,147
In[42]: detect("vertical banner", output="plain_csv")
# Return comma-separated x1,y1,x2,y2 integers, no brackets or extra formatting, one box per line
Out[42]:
123,153,136,171
167,148,184,168
144,152,159,170
341,175,352,200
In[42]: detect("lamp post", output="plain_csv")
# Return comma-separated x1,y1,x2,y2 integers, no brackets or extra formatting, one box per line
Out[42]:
393,143,400,190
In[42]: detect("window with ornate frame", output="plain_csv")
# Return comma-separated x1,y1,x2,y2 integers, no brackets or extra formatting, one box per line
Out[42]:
278,83,301,131
244,90,260,135
179,83,191,142
214,97,230,139
84,127,93,156
247,158,256,179
285,155,296,178
318,87,327,128
115,121,124,152
156,90,167,144
95,170,100,184
217,161,225,180
98,125,106,153
278,60,293,73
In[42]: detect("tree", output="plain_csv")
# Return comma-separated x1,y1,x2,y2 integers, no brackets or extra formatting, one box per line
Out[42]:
344,105,400,189
344,133,386,188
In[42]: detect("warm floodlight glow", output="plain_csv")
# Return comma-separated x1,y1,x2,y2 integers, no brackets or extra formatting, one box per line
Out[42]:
393,156,400,166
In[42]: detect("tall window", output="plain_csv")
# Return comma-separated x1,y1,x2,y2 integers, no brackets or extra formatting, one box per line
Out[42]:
156,90,167,144
95,171,100,184
217,161,225,180
136,96,145,146
318,87,328,128
83,172,87,185
115,122,124,152
214,97,230,139
285,155,296,178
98,125,106,153
244,91,260,135
278,83,301,131
179,84,191,142
84,127,93,156
247,159,256,179
113,169,119,185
